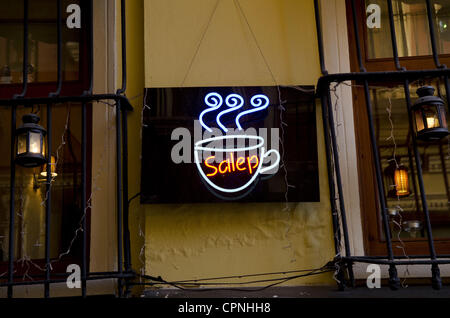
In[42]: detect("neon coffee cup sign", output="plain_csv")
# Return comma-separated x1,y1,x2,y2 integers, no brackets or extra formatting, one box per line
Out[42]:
194,92,280,195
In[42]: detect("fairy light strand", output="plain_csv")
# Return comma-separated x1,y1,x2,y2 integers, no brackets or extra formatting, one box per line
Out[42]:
328,81,416,287
54,100,113,264
136,89,151,280
327,82,347,284
385,92,410,288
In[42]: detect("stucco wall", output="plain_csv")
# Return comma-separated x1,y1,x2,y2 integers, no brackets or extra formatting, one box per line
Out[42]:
128,0,336,286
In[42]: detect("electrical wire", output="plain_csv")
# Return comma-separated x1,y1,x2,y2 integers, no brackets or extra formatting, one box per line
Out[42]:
180,0,221,87
134,266,333,292
165,267,328,284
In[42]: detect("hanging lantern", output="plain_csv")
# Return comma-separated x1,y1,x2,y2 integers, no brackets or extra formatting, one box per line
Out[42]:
40,155,57,178
394,165,410,197
412,86,449,141
384,161,410,198
15,113,46,168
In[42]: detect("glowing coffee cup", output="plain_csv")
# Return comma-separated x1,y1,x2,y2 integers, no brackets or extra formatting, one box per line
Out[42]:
194,135,280,193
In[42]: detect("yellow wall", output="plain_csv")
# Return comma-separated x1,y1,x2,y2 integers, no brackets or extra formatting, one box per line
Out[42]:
144,0,321,87
144,108,335,286
123,0,335,287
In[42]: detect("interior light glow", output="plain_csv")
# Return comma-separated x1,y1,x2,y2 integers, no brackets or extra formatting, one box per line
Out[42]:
394,166,410,197
426,115,439,129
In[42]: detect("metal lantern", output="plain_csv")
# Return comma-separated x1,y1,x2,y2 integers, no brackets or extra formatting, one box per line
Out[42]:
15,113,46,167
394,165,410,197
412,86,449,141
384,161,410,198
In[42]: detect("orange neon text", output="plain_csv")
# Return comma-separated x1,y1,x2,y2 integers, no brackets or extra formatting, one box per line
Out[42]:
205,155,259,177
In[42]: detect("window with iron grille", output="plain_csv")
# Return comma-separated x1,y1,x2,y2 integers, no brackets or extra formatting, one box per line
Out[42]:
0,0,91,280
315,0,450,290
347,0,450,257
0,0,132,298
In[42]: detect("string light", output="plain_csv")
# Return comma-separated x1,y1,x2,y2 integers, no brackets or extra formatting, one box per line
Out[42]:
137,90,151,279
54,100,113,264
328,82,351,285
385,92,410,288
326,81,431,287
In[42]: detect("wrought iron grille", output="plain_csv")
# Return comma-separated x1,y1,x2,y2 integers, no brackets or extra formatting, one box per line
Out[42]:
314,0,450,290
0,0,134,298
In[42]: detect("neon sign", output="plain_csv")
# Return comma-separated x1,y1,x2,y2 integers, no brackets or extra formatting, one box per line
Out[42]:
204,154,259,176
195,93,280,195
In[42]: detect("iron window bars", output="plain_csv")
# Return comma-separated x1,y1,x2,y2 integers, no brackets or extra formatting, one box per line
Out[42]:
0,0,134,298
314,0,450,290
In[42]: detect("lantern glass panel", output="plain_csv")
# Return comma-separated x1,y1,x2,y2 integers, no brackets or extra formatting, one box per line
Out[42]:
423,105,439,129
415,109,425,132
439,106,448,128
41,137,45,156
29,132,42,154
16,133,27,155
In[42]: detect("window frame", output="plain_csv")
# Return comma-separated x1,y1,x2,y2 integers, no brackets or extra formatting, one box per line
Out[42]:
351,0,450,71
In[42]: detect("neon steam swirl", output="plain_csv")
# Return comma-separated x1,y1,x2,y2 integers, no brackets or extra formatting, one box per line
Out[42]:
235,94,270,131
199,92,269,132
199,92,223,132
216,94,244,133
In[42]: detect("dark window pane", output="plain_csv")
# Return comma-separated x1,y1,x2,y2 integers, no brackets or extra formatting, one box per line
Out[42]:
0,0,81,84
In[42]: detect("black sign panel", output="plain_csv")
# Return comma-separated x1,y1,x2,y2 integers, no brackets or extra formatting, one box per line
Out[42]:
140,86,319,203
